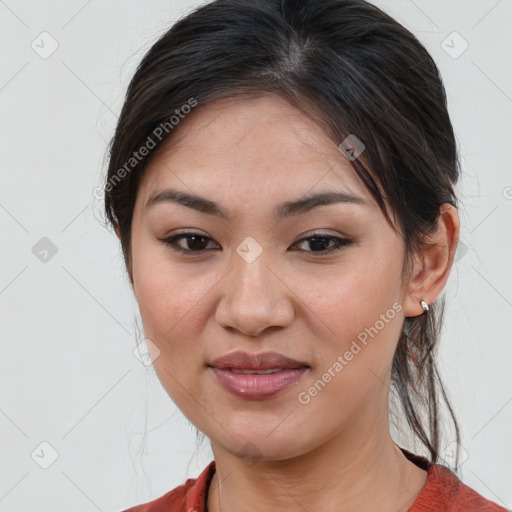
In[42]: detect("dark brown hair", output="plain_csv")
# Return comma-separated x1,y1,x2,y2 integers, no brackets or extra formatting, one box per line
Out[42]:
103,0,461,466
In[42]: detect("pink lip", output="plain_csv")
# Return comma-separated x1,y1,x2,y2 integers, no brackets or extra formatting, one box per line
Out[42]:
208,350,310,399
209,350,309,370
209,367,309,399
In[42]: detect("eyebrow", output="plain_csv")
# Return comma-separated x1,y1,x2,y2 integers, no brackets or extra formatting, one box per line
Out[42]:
145,187,368,220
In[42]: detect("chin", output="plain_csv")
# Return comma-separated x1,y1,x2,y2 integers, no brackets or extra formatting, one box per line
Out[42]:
212,425,316,464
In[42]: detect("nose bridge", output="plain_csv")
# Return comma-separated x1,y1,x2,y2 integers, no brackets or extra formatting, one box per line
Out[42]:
232,236,276,305
216,237,293,335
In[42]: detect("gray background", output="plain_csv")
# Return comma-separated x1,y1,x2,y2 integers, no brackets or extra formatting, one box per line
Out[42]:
0,0,511,510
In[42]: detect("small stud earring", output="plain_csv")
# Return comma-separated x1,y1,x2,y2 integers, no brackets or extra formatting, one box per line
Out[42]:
421,300,430,313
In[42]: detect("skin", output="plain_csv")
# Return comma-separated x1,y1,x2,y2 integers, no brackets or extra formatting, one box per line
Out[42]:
118,94,460,512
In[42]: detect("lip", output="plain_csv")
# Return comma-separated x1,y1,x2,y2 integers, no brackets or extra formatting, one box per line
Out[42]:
209,350,309,370
208,351,310,399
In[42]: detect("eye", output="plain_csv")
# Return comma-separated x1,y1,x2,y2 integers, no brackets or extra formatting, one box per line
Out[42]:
292,232,354,253
159,231,354,256
160,233,220,254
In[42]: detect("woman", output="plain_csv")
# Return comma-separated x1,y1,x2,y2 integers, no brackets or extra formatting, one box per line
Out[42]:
105,0,507,510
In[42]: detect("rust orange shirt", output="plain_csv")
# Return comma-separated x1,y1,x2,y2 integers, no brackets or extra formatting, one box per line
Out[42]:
122,449,508,511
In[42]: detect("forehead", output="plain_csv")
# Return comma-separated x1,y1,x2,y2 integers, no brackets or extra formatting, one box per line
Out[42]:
135,94,373,214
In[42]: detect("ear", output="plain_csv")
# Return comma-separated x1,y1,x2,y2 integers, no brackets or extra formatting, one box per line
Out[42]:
402,203,460,317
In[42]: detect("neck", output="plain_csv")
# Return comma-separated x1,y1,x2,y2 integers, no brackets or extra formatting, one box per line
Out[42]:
206,413,427,512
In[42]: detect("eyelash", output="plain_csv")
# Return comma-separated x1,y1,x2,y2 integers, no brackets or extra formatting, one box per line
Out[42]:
159,232,354,256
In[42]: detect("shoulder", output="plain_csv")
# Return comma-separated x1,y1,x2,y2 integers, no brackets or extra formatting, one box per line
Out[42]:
119,461,216,512
411,462,509,512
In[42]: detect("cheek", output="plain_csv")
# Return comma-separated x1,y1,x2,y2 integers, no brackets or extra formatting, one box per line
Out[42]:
297,246,403,339
132,244,207,337
131,252,214,395
298,245,405,389
131,249,212,414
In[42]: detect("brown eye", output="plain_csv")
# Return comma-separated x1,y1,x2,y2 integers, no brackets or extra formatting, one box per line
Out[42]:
160,233,219,254
291,233,354,254
159,231,353,256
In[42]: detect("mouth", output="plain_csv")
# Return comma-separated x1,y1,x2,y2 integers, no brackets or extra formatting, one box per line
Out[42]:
228,368,289,374
208,351,310,399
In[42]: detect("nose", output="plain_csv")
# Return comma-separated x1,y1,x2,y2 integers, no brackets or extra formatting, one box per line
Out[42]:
215,247,295,337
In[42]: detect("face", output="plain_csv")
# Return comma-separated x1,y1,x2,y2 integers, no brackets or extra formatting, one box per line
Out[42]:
129,94,411,462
